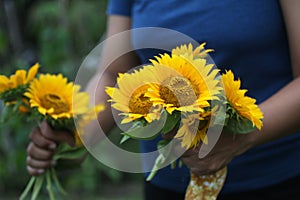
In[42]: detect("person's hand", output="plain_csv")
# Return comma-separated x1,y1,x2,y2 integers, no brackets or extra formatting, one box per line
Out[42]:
180,130,254,176
26,121,75,176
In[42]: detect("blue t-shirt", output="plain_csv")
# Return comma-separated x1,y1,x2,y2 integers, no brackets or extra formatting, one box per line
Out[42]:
107,0,300,194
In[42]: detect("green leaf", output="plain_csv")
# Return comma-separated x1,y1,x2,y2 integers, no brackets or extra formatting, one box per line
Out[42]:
214,113,227,126
157,139,170,155
160,111,181,135
0,84,28,102
225,116,256,134
210,102,227,127
122,117,166,140
224,102,257,134
53,146,86,160
0,105,11,123
157,139,170,149
157,139,177,160
47,117,76,132
120,134,131,144
53,143,72,154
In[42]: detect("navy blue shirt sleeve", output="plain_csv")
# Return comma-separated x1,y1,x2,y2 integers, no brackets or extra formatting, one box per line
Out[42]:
107,0,133,16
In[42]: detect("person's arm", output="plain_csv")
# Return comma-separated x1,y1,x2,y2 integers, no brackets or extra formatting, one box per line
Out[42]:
246,0,300,146
85,15,140,135
180,0,300,176
26,15,140,176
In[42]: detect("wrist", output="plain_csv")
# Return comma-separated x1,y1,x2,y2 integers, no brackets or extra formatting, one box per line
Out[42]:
229,130,259,157
240,130,261,150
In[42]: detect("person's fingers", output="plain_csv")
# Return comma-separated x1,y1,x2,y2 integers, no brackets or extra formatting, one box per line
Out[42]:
29,127,57,150
181,147,198,157
27,142,54,160
181,156,211,176
26,156,55,169
26,165,45,176
40,121,75,146
174,143,200,158
180,147,228,176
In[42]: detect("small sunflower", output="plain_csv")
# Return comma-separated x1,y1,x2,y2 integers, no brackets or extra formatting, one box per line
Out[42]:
79,104,105,124
75,104,105,146
0,76,11,94
172,43,214,61
221,70,263,130
75,103,105,128
106,66,162,124
175,113,210,149
25,74,90,120
174,105,222,149
146,53,220,114
0,63,39,94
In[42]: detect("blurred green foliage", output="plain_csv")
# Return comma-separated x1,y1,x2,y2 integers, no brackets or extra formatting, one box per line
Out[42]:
27,0,108,76
0,0,108,77
0,0,143,199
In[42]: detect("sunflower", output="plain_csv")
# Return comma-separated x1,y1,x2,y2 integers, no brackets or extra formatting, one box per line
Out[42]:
175,113,209,149
221,70,263,129
106,66,163,124
175,105,221,149
0,76,11,94
146,53,220,114
25,74,90,120
75,103,105,146
0,63,39,94
78,104,104,146
171,43,214,61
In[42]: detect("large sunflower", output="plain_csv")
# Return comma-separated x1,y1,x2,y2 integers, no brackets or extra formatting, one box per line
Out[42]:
25,74,90,119
0,63,39,94
106,66,162,124
146,53,220,114
221,70,263,129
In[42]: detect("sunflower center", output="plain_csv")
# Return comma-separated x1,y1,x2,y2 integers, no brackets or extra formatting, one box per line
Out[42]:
129,85,152,114
40,93,70,114
159,76,197,107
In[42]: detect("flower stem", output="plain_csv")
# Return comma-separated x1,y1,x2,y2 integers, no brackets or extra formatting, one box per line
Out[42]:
19,176,36,200
146,154,165,181
46,169,55,200
31,175,44,200
51,167,67,195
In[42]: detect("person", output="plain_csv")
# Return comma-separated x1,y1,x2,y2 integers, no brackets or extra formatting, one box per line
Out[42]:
26,0,300,199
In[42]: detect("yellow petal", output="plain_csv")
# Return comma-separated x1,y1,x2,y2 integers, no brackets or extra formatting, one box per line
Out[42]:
26,63,40,82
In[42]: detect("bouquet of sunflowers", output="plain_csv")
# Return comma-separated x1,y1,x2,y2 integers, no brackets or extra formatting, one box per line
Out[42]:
0,63,104,200
106,43,263,200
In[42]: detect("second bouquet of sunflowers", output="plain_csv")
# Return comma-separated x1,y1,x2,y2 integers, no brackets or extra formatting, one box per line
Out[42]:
106,43,263,200
0,64,104,200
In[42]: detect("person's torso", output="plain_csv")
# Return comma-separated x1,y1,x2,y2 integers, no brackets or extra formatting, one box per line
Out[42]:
109,0,300,194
